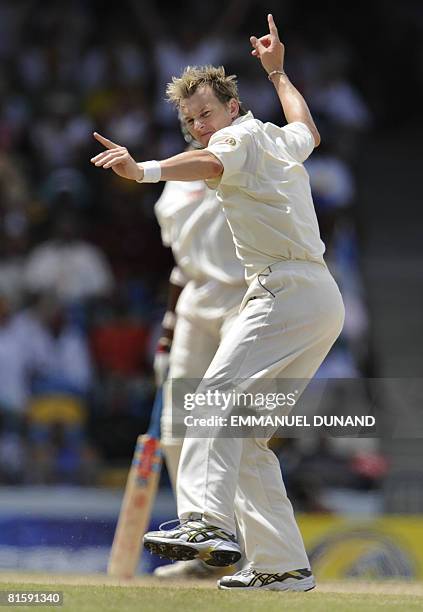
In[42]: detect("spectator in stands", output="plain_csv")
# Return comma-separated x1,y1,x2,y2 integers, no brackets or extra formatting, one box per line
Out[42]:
0,292,34,426
306,137,370,377
29,292,93,396
24,293,98,485
23,208,114,304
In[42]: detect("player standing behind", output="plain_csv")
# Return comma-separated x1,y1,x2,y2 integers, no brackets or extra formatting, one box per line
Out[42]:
91,15,344,592
153,164,246,578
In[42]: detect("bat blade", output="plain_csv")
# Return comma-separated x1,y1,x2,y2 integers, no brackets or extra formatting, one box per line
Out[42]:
107,432,162,578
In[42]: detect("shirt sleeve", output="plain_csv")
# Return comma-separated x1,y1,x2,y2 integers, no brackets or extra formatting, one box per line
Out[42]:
206,128,248,185
278,122,315,163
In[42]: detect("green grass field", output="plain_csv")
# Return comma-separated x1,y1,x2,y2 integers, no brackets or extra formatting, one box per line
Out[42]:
1,575,422,612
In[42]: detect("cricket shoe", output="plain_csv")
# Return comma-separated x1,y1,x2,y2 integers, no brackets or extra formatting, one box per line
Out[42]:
143,519,241,567
153,558,229,580
217,567,316,591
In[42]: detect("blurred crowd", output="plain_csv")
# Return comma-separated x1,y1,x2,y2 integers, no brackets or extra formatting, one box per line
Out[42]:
1,0,416,500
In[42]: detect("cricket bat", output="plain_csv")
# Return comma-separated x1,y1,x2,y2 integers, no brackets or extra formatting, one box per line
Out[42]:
107,387,163,578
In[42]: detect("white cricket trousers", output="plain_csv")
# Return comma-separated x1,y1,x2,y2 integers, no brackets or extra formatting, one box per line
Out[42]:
161,287,242,487
177,261,345,572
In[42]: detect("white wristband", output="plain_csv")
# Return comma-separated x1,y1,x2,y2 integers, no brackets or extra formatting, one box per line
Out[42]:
137,160,162,183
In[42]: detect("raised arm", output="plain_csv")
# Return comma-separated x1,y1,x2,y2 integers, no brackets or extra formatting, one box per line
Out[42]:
91,133,222,182
250,14,320,147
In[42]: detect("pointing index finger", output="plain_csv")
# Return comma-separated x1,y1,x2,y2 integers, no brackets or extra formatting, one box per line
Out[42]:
268,13,279,38
93,132,119,150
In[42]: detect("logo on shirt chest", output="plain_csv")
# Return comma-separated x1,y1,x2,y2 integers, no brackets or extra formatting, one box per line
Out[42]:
224,137,237,146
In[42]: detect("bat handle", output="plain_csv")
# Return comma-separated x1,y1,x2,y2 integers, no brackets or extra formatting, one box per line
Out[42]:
148,386,163,439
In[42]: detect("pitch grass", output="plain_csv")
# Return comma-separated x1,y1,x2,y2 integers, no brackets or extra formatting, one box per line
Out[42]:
1,580,423,612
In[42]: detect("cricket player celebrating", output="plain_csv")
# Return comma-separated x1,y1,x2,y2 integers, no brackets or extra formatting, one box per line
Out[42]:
153,165,246,578
92,15,344,592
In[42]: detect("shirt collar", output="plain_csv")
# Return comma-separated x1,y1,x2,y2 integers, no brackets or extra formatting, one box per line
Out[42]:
232,110,254,126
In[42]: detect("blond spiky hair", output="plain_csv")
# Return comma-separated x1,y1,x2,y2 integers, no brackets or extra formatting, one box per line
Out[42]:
166,65,245,112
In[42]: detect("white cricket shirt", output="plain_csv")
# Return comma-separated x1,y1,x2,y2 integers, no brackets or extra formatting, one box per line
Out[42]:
154,180,205,249
154,180,244,287
206,111,326,284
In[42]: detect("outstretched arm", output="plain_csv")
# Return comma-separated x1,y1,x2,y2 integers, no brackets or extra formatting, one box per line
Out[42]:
250,14,320,147
91,133,223,182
